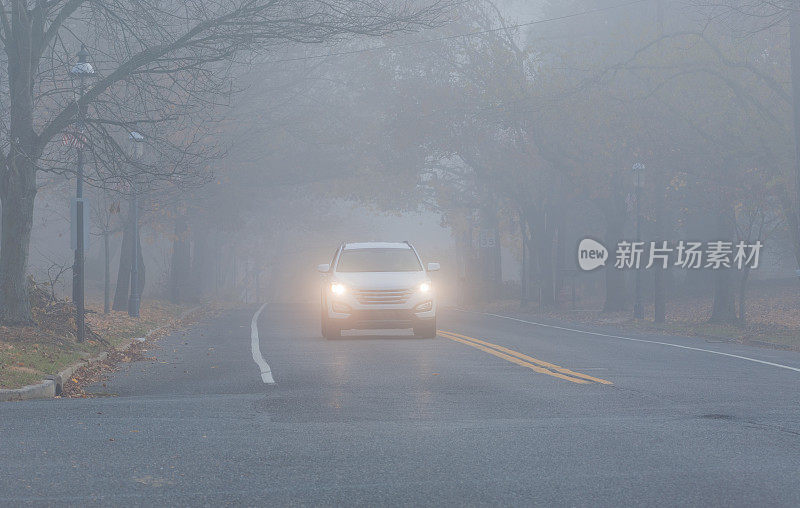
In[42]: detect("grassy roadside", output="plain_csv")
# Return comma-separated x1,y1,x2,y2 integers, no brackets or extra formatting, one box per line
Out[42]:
476,285,800,350
0,293,189,390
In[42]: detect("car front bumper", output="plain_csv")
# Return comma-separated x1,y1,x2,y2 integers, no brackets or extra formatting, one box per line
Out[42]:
329,309,434,330
325,294,435,330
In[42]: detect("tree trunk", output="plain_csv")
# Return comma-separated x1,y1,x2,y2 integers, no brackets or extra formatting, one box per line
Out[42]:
738,266,750,325
710,267,736,323
602,208,627,312
0,12,39,324
0,161,37,324
537,219,556,308
104,231,110,314
709,208,737,323
521,221,530,306
169,216,191,303
133,228,145,305
653,169,666,323
475,202,501,301
554,208,566,300
525,232,537,306
779,188,800,270
191,228,213,299
113,219,145,311
492,221,502,299
525,205,556,308
113,221,132,311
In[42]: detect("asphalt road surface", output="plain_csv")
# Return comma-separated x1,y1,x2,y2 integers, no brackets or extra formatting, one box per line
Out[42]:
2,303,800,506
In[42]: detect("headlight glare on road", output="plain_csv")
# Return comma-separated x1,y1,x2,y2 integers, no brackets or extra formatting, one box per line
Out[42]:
330,282,346,295
419,282,431,293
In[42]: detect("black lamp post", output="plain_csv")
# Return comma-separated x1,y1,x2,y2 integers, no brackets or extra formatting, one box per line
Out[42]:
70,44,94,341
632,162,646,319
128,131,144,318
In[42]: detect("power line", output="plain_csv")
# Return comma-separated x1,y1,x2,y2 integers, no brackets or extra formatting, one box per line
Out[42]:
266,0,653,64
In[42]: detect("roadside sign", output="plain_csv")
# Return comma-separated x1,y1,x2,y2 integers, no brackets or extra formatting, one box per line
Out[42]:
478,229,496,249
70,198,89,250
62,131,88,148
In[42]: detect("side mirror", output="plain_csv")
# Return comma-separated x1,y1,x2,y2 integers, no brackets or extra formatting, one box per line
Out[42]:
317,263,330,273
427,262,440,272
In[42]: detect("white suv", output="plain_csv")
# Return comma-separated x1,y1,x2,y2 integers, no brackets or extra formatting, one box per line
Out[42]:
317,242,439,338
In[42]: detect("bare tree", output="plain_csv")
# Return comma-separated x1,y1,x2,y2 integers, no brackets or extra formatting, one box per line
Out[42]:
692,0,800,271
89,189,120,314
0,0,447,323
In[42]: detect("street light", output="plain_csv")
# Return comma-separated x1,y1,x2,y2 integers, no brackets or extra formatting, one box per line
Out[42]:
632,162,646,319
128,131,144,318
70,44,94,342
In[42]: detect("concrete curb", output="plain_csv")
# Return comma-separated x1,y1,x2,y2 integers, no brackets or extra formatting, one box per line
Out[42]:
0,379,55,402
1,304,204,402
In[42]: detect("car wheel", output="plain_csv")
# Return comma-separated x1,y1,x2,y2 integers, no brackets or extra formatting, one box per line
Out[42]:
414,319,436,339
320,295,328,338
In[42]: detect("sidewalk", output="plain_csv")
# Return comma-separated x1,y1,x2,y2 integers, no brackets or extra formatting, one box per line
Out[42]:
0,296,192,393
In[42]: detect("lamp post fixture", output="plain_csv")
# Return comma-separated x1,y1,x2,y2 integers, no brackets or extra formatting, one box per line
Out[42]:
632,162,646,319
128,131,144,318
70,44,94,342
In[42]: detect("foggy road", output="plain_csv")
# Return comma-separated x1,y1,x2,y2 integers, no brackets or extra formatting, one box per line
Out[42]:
2,304,800,506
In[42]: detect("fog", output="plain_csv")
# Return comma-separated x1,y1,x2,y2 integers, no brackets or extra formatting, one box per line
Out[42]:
2,0,799,329
7,3,800,503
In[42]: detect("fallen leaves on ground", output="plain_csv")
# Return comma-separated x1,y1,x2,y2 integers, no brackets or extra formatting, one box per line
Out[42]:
60,306,221,398
480,280,800,349
0,278,220,390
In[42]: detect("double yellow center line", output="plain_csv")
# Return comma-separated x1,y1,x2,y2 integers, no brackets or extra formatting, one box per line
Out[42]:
438,330,613,385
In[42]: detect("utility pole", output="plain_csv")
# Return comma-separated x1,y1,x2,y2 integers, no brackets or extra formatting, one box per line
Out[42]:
521,224,528,307
653,0,666,323
790,9,800,271
70,45,94,342
128,187,140,317
128,132,144,317
104,229,110,314
633,162,646,319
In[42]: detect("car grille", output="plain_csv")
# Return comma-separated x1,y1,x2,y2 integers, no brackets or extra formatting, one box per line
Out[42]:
357,309,413,320
354,288,413,305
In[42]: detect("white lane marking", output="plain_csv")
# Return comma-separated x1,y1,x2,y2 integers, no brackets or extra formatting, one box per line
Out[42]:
454,309,800,374
251,302,275,384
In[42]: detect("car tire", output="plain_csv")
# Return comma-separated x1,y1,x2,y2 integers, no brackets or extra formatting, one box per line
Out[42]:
320,295,328,338
321,296,341,339
414,319,437,339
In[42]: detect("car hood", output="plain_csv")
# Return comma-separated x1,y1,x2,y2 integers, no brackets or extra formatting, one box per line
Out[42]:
332,271,428,290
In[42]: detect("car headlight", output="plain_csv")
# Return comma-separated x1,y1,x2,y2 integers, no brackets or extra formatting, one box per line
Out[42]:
419,282,431,293
330,282,346,295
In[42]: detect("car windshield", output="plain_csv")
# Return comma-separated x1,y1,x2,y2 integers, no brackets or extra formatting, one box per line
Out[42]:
336,248,422,272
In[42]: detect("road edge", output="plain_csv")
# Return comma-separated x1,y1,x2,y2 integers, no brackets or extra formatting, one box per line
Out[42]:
251,302,275,384
454,308,800,374
0,304,203,402
454,305,800,353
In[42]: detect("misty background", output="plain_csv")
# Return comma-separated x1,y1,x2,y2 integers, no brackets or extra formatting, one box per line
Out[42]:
4,0,800,327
